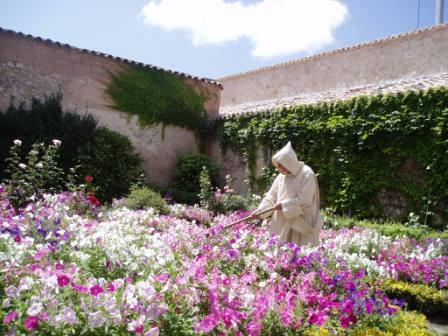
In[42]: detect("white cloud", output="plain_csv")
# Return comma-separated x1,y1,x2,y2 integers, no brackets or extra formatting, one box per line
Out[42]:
141,0,348,58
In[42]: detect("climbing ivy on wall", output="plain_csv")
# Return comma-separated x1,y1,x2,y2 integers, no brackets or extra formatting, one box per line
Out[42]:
217,87,448,227
106,64,208,136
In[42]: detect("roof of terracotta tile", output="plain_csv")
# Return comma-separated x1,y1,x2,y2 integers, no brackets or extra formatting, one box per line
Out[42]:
218,72,448,118
219,23,448,81
0,27,223,89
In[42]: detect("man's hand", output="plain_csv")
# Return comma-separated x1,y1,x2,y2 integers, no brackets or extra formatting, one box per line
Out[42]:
251,211,261,220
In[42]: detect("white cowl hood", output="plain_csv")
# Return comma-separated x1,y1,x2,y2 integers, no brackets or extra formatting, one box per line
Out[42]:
272,141,303,175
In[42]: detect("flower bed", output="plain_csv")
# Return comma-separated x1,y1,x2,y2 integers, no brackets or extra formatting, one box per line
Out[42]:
0,186,445,335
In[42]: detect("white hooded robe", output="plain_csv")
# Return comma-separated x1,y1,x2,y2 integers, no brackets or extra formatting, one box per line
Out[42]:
256,142,323,246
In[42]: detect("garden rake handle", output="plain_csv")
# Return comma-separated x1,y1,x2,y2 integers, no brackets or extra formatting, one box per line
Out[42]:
222,206,275,231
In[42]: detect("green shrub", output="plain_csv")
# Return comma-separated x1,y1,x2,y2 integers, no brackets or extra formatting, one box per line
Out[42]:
198,166,213,209
0,94,97,180
324,213,448,240
77,127,142,202
122,186,169,214
171,153,220,203
213,194,248,214
3,140,65,207
381,279,448,315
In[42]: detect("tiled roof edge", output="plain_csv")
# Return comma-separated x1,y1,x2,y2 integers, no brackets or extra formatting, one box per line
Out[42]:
219,23,448,81
215,78,448,120
0,27,223,89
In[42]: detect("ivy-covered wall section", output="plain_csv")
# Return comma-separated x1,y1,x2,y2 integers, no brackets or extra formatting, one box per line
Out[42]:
218,87,448,228
106,64,208,136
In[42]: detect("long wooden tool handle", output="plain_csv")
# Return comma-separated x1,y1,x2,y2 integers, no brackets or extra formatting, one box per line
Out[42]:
222,206,275,230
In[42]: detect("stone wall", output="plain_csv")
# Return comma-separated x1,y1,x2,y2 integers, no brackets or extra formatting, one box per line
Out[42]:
219,24,448,107
0,28,222,187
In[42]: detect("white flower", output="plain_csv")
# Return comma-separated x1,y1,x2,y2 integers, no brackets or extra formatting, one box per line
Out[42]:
52,139,62,147
35,162,43,169
13,140,22,146
88,311,105,328
55,306,78,326
27,302,43,316
29,150,38,156
18,163,27,169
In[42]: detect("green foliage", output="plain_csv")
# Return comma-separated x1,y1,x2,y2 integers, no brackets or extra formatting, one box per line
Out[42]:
324,213,448,240
213,194,248,214
349,310,433,336
325,212,440,239
3,140,65,207
0,94,97,181
218,87,448,228
122,186,169,214
106,64,208,136
381,280,448,315
171,153,220,204
212,175,249,214
198,167,213,209
0,95,144,203
77,127,143,202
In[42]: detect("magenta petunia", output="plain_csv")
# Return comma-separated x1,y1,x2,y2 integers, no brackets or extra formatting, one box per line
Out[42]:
24,316,39,331
3,311,18,325
57,274,70,287
90,285,104,297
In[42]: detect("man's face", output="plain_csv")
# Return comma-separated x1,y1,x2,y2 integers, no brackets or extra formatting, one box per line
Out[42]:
276,163,290,175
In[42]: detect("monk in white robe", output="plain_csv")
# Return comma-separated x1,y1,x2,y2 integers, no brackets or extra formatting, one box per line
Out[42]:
254,142,323,246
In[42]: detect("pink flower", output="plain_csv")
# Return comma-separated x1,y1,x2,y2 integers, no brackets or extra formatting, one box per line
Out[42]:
135,325,144,334
57,275,70,287
55,262,65,270
3,311,18,325
194,314,218,333
90,285,104,297
24,316,39,331
340,314,356,328
14,236,21,243
71,283,89,294
107,283,116,292
144,327,159,336
84,176,93,183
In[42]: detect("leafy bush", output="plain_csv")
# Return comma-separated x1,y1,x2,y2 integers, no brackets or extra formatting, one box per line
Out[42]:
0,94,97,180
77,127,142,202
0,94,143,202
121,186,169,214
324,213,448,240
214,194,248,214
198,166,213,209
171,153,220,204
3,140,66,207
213,175,249,213
198,172,248,214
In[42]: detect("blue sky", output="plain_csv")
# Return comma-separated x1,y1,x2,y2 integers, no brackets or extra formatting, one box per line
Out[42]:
0,0,446,79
